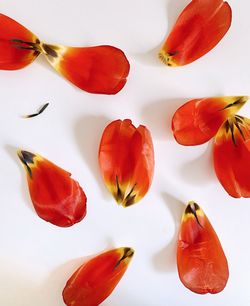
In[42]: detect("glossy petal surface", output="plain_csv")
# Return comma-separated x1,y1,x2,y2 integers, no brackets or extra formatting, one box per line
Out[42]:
172,96,248,146
99,119,154,206
42,44,130,94
177,202,229,294
63,247,134,306
159,0,232,66
0,13,39,70
214,116,250,197
18,150,87,227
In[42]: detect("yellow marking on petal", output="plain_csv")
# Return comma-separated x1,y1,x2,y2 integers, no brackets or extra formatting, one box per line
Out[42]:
158,49,178,67
115,247,135,267
39,42,67,70
17,150,44,177
106,178,140,207
220,96,249,113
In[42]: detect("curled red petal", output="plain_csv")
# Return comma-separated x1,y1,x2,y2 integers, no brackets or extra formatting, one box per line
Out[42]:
63,247,134,306
99,119,154,206
159,0,232,66
172,96,248,146
177,202,229,294
17,150,87,227
41,44,130,94
214,115,250,197
0,13,40,70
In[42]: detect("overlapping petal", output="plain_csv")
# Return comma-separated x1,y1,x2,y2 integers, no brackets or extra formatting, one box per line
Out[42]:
177,202,229,294
159,0,232,66
0,13,40,70
172,96,248,146
99,119,154,207
214,115,250,197
18,150,87,227
63,247,134,306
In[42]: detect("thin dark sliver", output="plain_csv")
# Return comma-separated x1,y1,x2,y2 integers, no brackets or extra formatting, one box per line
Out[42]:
24,103,49,118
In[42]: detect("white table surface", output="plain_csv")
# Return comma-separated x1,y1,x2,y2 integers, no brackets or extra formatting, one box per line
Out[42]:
0,0,250,305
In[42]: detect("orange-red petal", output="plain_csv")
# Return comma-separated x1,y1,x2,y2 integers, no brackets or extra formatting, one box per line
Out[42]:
41,44,130,94
172,96,248,146
18,150,87,227
63,247,134,306
159,0,232,66
0,13,40,70
99,119,154,206
177,202,229,294
214,115,250,197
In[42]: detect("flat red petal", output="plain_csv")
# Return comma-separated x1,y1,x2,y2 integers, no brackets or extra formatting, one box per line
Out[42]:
214,116,250,197
172,96,248,145
18,150,87,227
159,0,232,66
0,13,39,70
43,44,130,94
63,247,134,306
177,202,229,294
99,119,154,206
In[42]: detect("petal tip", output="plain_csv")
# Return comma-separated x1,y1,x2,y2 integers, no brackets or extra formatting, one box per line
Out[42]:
17,149,35,166
121,247,135,259
158,49,177,67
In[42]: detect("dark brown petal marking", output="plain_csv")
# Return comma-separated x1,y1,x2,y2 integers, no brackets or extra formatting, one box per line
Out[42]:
11,39,41,53
185,202,203,228
124,184,137,207
115,176,137,207
115,175,124,203
114,247,134,270
42,44,58,58
17,150,35,178
225,116,249,147
221,97,246,110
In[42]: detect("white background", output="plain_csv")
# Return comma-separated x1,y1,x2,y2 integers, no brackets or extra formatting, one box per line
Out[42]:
0,0,250,305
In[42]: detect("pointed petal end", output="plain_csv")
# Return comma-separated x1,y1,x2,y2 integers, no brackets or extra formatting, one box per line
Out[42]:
183,201,204,225
17,150,35,166
158,49,178,67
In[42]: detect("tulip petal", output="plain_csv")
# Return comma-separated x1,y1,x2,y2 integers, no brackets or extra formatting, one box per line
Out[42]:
177,202,229,294
17,150,87,227
172,96,248,146
0,13,40,70
99,119,154,207
214,115,250,197
63,247,134,306
40,44,130,94
159,0,232,66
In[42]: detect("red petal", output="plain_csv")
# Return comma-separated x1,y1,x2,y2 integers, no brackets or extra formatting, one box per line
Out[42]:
99,119,154,206
63,247,134,306
0,13,39,70
172,96,248,146
214,115,250,197
159,0,232,66
177,202,229,294
42,44,130,94
18,150,87,227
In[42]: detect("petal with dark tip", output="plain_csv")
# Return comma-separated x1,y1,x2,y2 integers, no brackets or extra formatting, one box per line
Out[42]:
41,44,130,94
159,0,232,66
172,96,248,146
214,115,250,197
0,13,40,70
99,119,154,207
63,247,134,306
177,202,229,294
17,150,87,227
